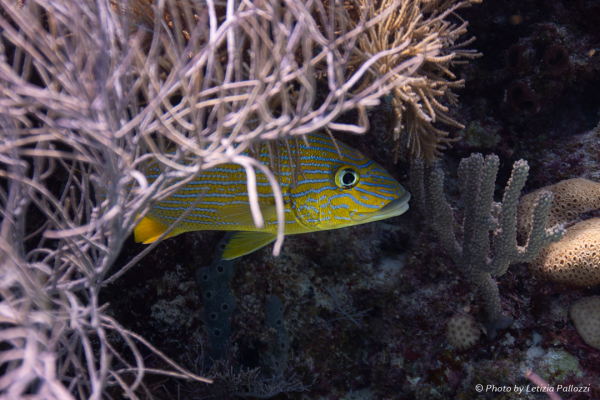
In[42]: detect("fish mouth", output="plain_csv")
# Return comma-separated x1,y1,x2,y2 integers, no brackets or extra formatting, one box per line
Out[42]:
351,190,411,223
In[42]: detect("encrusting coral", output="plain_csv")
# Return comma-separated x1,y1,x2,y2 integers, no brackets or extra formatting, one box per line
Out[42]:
517,178,600,240
446,314,480,351
570,296,600,350
517,178,600,286
411,154,565,336
345,0,482,162
531,218,600,287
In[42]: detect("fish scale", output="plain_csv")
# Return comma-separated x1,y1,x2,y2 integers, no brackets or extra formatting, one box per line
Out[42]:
135,132,410,259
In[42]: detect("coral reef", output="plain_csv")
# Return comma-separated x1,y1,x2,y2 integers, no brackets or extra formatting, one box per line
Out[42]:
453,0,600,164
3,0,600,399
104,182,600,399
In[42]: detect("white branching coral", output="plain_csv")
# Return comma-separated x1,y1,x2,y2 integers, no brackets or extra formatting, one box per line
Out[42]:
346,0,482,162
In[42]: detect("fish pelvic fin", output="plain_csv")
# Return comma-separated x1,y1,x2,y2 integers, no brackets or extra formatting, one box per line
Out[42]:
222,231,278,260
134,216,176,244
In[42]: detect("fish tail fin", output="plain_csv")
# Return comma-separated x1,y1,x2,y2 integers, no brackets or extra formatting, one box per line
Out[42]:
134,216,177,244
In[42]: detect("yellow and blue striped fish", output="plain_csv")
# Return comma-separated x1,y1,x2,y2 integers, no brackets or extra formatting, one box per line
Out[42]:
135,132,410,259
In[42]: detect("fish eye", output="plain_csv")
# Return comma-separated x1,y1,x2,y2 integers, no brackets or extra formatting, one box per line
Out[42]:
335,166,360,189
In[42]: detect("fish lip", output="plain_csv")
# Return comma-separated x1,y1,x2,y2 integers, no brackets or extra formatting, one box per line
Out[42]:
373,190,411,219
351,190,411,223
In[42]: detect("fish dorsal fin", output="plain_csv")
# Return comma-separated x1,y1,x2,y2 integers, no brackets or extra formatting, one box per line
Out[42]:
217,204,278,226
221,231,277,260
134,216,176,244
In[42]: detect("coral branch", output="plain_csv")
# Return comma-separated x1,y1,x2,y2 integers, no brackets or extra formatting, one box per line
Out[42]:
416,154,565,336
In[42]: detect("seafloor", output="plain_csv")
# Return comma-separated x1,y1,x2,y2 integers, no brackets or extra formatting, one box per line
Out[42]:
101,0,600,399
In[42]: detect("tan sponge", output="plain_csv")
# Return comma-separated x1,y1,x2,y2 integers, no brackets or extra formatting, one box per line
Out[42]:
570,296,600,350
531,218,600,287
517,178,600,239
446,314,480,351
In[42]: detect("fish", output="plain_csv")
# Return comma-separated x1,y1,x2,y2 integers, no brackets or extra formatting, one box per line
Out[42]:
134,132,411,259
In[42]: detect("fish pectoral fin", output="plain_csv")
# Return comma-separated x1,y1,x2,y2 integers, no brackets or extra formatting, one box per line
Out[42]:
217,204,278,226
134,216,177,244
221,231,278,260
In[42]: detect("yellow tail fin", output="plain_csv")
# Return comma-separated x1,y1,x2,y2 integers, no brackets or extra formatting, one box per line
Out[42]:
134,216,176,244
